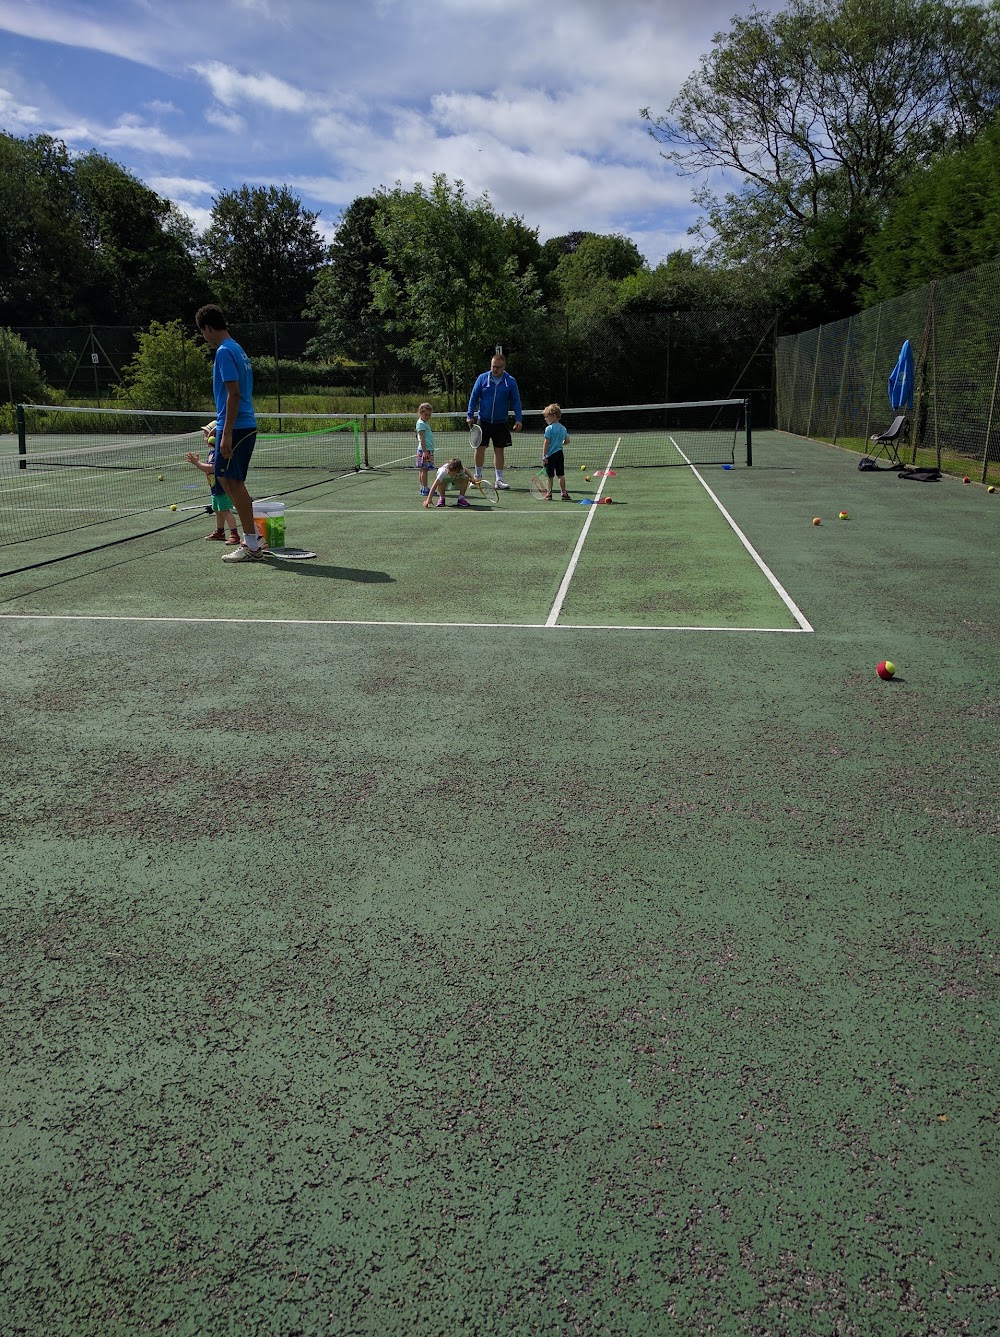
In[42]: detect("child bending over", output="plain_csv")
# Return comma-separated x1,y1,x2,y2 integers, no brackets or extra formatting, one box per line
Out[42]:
424,457,474,509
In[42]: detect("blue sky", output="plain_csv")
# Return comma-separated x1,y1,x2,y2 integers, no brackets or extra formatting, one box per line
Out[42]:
0,0,756,266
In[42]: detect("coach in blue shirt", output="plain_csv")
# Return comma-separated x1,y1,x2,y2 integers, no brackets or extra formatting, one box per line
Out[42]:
466,353,522,490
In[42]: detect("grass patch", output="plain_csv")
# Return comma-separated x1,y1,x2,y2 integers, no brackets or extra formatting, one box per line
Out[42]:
819,435,999,486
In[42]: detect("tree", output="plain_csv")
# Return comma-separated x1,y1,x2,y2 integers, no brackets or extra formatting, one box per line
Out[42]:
72,152,205,323
642,0,1000,292
114,319,210,410
200,186,328,321
863,114,1000,301
0,133,92,325
0,328,53,405
552,233,645,319
305,195,399,384
369,176,546,406
0,133,207,327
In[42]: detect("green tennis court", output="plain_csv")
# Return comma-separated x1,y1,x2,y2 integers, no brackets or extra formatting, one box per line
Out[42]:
1,426,997,1334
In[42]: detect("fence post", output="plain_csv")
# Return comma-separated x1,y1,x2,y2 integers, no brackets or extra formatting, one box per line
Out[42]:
16,402,27,469
806,324,823,438
928,283,940,470
273,322,282,422
863,304,883,445
832,317,852,445
981,332,1000,483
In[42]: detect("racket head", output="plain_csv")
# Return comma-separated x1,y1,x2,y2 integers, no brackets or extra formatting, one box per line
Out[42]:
529,472,551,499
468,423,483,450
469,479,499,504
266,547,318,560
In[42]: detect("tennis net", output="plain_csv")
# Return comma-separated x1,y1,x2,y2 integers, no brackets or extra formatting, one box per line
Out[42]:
4,405,361,549
360,399,750,470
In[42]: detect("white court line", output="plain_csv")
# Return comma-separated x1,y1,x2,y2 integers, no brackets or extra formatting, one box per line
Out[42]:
545,440,619,626
668,439,812,633
0,612,810,631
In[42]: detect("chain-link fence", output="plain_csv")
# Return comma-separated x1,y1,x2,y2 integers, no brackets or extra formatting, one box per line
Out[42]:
776,258,1000,482
3,310,776,423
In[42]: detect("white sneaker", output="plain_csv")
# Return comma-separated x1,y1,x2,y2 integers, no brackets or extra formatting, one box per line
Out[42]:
495,479,511,490
221,542,267,563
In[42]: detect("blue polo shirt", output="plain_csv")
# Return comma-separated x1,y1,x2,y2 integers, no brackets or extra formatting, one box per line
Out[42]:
213,337,256,430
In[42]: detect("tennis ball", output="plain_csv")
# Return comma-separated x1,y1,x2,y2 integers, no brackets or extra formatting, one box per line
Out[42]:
584,475,590,482
876,660,896,680
170,504,177,511
989,485,996,493
812,516,821,525
839,510,849,520
580,464,586,471
157,474,164,481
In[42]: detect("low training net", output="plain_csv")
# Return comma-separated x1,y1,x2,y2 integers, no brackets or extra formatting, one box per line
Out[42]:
3,406,361,547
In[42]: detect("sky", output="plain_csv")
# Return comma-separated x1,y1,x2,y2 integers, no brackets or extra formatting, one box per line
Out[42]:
0,0,760,267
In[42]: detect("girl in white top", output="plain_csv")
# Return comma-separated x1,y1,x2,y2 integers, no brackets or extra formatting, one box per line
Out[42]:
423,457,474,508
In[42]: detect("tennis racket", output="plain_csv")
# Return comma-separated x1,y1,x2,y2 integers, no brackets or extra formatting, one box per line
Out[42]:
468,423,483,451
529,470,551,500
468,478,499,504
266,547,318,561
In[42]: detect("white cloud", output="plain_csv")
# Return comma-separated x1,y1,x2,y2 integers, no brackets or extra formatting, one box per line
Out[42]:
0,85,42,128
192,60,309,113
205,105,245,134
148,175,216,197
169,199,214,234
98,118,193,157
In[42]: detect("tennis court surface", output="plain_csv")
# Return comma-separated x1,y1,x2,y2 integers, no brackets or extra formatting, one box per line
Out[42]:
2,424,997,1334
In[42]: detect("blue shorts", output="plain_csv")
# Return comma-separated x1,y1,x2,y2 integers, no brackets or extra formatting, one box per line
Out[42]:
214,427,257,482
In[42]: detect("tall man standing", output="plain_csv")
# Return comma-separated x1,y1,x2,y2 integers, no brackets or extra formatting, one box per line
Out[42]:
195,304,265,563
466,352,522,490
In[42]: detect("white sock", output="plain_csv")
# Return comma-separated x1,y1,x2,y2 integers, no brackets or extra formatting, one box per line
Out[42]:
243,532,261,550
495,470,504,482
474,468,482,479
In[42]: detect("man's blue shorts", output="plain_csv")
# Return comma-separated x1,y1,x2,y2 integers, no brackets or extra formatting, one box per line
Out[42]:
215,427,257,482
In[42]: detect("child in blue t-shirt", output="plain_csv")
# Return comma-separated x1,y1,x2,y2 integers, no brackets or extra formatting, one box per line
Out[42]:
415,403,435,495
186,423,240,544
542,403,571,500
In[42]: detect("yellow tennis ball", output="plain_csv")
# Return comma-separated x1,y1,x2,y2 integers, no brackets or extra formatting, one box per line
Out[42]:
580,464,585,470
989,485,996,493
157,474,164,481
170,504,177,511
584,475,590,482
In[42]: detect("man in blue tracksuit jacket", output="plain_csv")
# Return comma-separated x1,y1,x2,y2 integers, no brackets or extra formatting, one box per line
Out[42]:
466,353,522,489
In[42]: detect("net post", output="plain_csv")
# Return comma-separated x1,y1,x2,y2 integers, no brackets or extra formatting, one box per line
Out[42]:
16,402,27,469
362,414,370,468
745,397,753,467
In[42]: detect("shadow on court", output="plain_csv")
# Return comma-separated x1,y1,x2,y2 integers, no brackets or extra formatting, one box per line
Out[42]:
271,562,394,584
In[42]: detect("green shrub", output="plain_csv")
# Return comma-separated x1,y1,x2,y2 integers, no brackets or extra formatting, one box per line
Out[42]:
0,328,54,405
115,320,211,410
